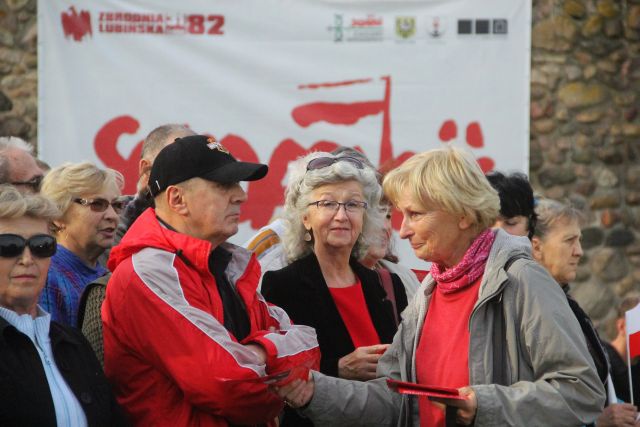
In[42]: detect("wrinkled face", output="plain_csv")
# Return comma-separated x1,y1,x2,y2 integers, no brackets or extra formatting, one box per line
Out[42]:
57,184,121,257
395,189,470,267
532,219,583,284
494,215,529,237
8,148,44,194
303,181,365,253
0,217,51,315
183,178,247,245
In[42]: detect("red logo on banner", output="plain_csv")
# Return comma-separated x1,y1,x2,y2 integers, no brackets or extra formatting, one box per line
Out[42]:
61,6,92,42
437,119,495,173
94,76,494,230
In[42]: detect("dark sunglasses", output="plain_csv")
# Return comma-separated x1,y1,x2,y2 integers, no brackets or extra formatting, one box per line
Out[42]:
74,197,125,214
11,175,43,192
0,234,57,258
306,156,364,172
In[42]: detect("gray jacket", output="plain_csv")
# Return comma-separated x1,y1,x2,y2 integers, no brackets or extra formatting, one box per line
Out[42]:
302,230,605,426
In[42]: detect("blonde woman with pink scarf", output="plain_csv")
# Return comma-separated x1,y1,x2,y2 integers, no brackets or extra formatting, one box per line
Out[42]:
273,147,605,427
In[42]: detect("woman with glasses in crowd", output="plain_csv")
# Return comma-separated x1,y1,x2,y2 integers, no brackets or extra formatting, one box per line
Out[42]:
275,147,604,426
0,185,126,425
39,162,124,327
262,152,408,426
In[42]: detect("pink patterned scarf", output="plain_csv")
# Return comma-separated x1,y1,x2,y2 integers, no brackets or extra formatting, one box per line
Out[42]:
430,228,497,294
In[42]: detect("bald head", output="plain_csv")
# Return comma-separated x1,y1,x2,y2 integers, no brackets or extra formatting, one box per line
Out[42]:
138,124,196,192
0,137,44,193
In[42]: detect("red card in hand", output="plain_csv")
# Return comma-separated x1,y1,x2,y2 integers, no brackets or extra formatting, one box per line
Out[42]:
386,379,466,400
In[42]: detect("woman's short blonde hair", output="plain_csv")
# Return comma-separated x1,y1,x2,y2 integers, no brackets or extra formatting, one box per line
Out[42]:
40,162,124,220
383,147,500,230
0,184,60,222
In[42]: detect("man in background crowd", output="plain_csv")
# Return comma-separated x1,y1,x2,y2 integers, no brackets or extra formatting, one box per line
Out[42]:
604,294,640,406
117,123,195,239
0,136,44,193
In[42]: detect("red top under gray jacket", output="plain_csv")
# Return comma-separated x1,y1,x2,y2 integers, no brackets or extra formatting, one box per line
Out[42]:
102,209,320,426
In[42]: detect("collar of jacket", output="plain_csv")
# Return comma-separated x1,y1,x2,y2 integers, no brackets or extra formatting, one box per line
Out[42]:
0,314,80,350
108,208,212,272
108,208,256,284
417,229,532,308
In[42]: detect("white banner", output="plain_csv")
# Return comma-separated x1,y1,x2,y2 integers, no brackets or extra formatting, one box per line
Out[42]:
38,0,531,269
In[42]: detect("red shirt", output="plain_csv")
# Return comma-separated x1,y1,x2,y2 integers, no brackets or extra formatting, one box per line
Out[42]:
415,276,483,427
328,280,380,348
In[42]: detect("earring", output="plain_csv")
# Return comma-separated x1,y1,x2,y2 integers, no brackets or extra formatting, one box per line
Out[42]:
304,230,312,242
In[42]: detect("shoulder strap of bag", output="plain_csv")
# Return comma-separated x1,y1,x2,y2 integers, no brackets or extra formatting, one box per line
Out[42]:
377,267,399,326
492,254,525,386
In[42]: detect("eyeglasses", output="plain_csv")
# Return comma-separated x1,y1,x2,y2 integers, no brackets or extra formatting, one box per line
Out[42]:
306,156,364,172
74,197,125,214
11,175,43,192
308,200,368,213
0,234,57,258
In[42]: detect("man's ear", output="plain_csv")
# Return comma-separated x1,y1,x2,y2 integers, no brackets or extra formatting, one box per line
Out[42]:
139,158,151,178
165,185,189,215
138,158,152,188
531,236,543,261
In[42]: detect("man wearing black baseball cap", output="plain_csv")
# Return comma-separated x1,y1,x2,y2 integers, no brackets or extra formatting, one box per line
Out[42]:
102,135,320,426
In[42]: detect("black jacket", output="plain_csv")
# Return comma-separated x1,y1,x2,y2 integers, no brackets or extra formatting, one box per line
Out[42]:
262,253,407,376
0,315,128,426
262,254,407,427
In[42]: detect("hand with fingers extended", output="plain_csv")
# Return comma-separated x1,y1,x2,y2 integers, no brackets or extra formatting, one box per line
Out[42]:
430,386,477,426
272,373,315,410
596,403,639,427
338,344,390,381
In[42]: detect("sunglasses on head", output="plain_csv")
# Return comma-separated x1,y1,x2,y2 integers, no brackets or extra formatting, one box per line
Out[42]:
0,234,57,258
74,197,125,214
306,156,365,172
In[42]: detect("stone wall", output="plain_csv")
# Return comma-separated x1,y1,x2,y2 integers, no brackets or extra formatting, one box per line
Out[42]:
531,0,640,336
1,0,640,335
0,0,36,145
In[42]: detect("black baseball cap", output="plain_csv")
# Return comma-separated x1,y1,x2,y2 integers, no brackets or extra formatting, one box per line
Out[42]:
148,135,268,197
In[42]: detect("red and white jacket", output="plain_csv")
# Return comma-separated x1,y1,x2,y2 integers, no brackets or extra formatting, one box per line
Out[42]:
102,209,319,426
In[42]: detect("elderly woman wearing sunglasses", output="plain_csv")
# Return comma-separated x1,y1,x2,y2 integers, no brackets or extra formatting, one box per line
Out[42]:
0,185,126,425
262,152,408,427
38,162,124,327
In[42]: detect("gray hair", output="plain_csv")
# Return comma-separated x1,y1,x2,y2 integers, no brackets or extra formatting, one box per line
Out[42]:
141,124,195,160
0,184,60,222
282,151,384,262
533,198,585,240
0,136,34,184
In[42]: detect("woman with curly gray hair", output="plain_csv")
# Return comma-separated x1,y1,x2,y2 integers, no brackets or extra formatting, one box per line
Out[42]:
262,151,408,427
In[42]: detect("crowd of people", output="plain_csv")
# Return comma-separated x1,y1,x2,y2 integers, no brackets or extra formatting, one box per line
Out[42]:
0,130,638,426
